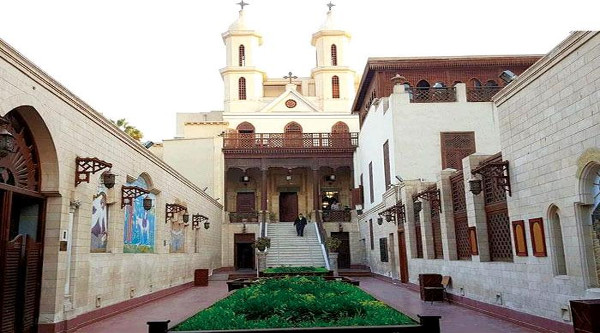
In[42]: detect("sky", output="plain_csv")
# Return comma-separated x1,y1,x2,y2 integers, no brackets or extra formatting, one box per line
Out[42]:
1,0,598,142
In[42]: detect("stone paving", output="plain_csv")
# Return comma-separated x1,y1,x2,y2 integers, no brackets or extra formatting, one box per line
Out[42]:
77,276,540,333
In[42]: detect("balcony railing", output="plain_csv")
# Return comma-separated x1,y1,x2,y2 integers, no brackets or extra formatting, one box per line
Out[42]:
408,87,457,103
466,86,502,102
229,211,259,223
223,132,359,150
322,210,351,222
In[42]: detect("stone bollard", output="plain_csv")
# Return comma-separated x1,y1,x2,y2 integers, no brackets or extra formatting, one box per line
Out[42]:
329,252,339,276
257,251,267,272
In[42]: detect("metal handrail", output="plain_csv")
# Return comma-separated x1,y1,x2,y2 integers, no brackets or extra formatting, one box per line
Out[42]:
314,221,331,270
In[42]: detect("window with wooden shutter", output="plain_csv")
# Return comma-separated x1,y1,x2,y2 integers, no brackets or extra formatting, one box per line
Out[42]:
239,45,245,66
379,238,389,262
368,162,374,203
369,219,374,250
450,172,470,260
238,77,247,100
414,206,423,258
440,132,476,170
383,140,391,188
332,76,340,99
331,44,337,66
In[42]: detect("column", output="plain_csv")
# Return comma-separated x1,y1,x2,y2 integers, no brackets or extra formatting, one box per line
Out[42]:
464,154,492,262
312,168,321,222
261,168,267,221
439,170,457,261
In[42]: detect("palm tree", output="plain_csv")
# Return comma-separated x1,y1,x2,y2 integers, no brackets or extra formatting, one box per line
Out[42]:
113,118,143,141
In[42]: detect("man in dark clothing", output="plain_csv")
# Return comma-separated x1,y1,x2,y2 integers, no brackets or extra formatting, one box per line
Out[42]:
294,213,308,237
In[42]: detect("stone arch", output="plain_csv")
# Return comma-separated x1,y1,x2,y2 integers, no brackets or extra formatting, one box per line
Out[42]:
284,121,303,133
470,78,482,87
576,153,600,288
416,80,430,88
236,122,255,133
547,205,567,276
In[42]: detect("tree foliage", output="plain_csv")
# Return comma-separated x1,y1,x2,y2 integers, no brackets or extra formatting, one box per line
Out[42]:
112,118,143,141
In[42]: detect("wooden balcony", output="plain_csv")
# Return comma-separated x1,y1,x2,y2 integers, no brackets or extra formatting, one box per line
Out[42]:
407,87,457,103
223,132,359,154
322,210,352,222
466,86,502,102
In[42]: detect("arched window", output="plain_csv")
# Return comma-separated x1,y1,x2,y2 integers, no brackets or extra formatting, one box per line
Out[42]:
238,45,246,66
331,121,350,147
470,78,482,87
331,121,349,133
332,76,340,99
331,44,338,66
416,80,430,88
485,80,498,87
548,206,567,276
284,122,303,147
238,77,247,100
236,122,255,133
284,121,303,133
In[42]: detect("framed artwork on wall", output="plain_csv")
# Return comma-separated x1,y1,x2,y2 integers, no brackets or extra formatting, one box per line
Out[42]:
512,220,528,256
529,218,547,257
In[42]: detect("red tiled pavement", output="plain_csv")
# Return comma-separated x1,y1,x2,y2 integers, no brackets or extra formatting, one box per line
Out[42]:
77,277,540,333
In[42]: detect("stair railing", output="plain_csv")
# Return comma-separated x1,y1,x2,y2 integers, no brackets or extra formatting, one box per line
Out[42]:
313,220,331,270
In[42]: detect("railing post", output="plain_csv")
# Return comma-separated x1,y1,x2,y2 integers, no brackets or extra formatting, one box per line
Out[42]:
147,320,170,333
418,315,441,333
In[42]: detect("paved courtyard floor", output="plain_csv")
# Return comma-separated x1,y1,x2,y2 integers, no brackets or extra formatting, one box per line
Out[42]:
77,277,540,333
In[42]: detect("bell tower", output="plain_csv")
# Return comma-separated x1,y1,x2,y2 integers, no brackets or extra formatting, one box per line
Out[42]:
220,2,265,113
311,3,355,112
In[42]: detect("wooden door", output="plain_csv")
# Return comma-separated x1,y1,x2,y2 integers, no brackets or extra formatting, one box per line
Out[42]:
236,192,256,213
331,232,350,268
279,192,298,222
398,231,409,283
234,233,255,270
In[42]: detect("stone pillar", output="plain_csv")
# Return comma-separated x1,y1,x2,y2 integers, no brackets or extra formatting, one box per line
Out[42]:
401,181,419,259
439,169,458,261
464,154,492,262
261,168,267,216
329,252,339,276
257,251,267,272
312,168,321,222
418,182,436,259
455,83,467,102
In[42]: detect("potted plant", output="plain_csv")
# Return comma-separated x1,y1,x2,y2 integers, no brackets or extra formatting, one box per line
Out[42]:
325,237,342,253
253,237,271,251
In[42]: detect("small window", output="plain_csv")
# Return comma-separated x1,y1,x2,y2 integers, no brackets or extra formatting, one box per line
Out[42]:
238,45,246,66
470,78,482,87
331,44,338,66
485,80,498,87
236,122,255,133
369,219,374,250
379,238,389,262
368,162,374,203
238,77,247,100
332,76,340,99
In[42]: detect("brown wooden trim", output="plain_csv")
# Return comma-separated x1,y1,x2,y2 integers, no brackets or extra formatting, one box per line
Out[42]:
38,282,194,333
468,227,479,255
512,220,528,256
529,218,547,257
0,183,44,198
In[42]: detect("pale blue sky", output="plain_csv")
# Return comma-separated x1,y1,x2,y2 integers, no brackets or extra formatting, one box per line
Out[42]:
1,0,597,141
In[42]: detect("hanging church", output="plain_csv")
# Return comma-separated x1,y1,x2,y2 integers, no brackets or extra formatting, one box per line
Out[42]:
0,2,598,333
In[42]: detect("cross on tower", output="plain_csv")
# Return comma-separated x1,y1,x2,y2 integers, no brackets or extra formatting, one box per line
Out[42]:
327,1,335,11
284,72,298,83
237,0,249,10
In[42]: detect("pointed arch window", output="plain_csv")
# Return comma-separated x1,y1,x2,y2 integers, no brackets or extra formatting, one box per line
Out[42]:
238,45,246,66
332,75,340,99
238,77,247,100
470,78,482,87
331,121,350,148
331,44,338,66
236,122,255,133
284,122,303,148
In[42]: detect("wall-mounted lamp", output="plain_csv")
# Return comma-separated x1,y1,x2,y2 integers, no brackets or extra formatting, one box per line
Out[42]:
75,157,113,186
240,175,250,183
143,196,153,211
325,174,336,182
286,175,292,181
0,116,16,158
182,211,190,223
192,214,210,230
102,171,116,189
165,203,187,224
121,185,150,208
413,201,422,213
377,217,383,225
469,179,483,195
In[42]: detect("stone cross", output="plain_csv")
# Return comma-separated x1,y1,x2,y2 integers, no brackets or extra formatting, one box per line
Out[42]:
327,1,335,11
237,0,249,10
284,72,298,83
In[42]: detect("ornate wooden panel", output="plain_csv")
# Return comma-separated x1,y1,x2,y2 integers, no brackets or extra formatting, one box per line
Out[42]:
430,191,444,259
512,220,528,256
0,114,40,192
414,207,423,258
0,236,22,332
383,140,391,188
529,218,547,257
441,132,476,170
22,240,41,331
451,172,470,260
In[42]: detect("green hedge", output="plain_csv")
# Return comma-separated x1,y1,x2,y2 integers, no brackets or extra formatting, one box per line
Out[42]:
173,277,415,331
263,266,329,274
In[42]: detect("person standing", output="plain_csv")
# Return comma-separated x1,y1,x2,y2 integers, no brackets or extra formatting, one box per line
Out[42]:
294,213,308,237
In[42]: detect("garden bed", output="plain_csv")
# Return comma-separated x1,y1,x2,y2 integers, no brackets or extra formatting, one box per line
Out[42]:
172,277,418,331
259,266,332,277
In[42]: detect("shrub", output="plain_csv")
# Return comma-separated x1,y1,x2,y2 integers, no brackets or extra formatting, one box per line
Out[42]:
263,266,329,274
173,276,415,331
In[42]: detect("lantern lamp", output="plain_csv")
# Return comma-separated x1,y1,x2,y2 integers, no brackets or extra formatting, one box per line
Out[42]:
182,211,190,223
204,220,210,230
102,172,116,189
414,201,422,213
377,217,383,225
0,128,16,158
469,179,483,195
143,196,153,211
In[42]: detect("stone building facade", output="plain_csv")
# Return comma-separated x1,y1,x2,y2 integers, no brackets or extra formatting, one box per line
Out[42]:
0,39,223,332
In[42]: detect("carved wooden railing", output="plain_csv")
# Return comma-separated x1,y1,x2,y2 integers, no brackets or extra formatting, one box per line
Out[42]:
229,211,259,223
466,86,502,102
322,210,351,222
223,132,358,150
408,87,456,103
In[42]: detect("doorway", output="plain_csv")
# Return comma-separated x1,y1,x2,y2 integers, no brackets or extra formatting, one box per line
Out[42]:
331,232,350,268
279,192,298,222
234,233,255,270
398,231,409,283
236,192,256,213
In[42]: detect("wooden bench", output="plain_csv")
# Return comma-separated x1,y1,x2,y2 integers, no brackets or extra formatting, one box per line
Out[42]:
419,274,450,303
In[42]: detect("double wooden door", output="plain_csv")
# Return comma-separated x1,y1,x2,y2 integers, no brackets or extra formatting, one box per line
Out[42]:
0,190,45,333
279,192,298,222
331,232,350,268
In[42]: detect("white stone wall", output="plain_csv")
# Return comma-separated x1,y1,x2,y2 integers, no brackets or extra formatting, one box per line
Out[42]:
0,40,223,325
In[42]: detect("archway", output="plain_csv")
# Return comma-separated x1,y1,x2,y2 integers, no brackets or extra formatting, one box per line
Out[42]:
578,159,600,287
548,205,567,275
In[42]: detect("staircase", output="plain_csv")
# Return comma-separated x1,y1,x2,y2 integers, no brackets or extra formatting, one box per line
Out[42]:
265,222,327,268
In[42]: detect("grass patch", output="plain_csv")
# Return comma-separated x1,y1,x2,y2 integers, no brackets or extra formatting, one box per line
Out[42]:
263,266,329,274
173,276,415,331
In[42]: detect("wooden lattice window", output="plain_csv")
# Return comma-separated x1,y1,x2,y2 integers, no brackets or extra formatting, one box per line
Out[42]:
369,219,374,250
238,45,246,66
450,172,470,260
368,162,374,203
331,44,337,66
383,141,391,188
0,112,40,191
284,122,303,148
431,191,444,259
238,77,247,100
441,132,476,170
236,122,255,133
332,76,340,99
414,206,423,258
331,121,350,148
379,238,389,262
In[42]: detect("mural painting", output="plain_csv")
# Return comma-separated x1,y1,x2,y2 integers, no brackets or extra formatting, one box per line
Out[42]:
90,183,108,252
124,177,156,253
170,223,185,253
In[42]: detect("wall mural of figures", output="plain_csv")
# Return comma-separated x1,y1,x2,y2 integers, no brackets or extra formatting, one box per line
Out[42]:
170,225,185,253
123,177,156,253
90,188,108,252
